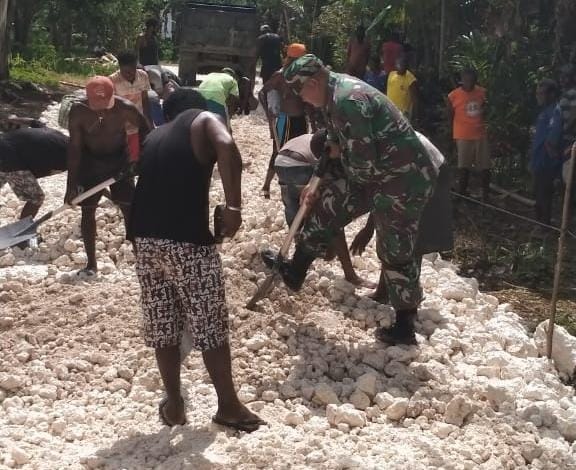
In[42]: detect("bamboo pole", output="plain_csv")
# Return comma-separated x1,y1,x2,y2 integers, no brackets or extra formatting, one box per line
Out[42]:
547,142,576,359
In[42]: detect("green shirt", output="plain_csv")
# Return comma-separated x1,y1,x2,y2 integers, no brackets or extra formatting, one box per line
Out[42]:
198,73,239,106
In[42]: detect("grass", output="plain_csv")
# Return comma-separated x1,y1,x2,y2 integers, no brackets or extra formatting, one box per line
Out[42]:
9,54,116,88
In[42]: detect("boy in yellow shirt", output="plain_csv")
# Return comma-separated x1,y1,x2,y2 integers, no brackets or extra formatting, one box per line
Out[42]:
387,56,418,120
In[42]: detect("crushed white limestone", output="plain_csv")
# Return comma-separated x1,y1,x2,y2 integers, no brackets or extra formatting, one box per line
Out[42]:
0,99,575,469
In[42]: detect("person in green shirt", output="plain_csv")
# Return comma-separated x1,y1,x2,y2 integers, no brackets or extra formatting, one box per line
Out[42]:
198,68,240,130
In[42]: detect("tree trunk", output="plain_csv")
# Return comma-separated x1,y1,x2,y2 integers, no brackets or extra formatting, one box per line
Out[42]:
438,0,446,79
0,0,9,80
554,0,576,65
13,0,39,53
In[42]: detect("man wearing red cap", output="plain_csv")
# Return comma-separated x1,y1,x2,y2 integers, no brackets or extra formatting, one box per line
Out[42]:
258,43,309,198
65,76,151,278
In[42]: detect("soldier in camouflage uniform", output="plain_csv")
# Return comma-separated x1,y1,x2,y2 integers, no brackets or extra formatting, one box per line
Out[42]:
261,54,438,345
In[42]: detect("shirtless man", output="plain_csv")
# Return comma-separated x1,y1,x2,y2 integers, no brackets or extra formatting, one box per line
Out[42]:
346,24,371,79
65,76,151,277
259,43,309,198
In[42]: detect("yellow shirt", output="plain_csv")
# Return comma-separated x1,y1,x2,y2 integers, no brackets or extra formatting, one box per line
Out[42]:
387,70,417,114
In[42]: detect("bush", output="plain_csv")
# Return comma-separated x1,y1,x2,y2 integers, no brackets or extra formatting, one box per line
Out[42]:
9,53,117,87
159,38,177,63
9,55,60,86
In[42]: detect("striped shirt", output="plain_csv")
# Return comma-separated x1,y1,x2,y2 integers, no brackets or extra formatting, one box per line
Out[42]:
109,69,151,134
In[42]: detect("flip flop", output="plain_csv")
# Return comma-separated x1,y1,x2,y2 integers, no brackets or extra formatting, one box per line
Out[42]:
212,415,266,433
158,396,187,427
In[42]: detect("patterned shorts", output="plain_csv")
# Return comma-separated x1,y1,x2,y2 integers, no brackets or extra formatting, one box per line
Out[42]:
0,171,44,205
135,237,229,350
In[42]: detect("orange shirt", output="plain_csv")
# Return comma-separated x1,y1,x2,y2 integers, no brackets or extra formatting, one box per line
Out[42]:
448,86,487,140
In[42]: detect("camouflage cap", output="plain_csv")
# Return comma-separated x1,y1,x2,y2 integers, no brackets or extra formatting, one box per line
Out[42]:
283,54,324,90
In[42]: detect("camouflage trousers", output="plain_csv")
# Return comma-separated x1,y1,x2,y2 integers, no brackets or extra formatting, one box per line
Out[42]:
299,169,435,310
0,171,44,206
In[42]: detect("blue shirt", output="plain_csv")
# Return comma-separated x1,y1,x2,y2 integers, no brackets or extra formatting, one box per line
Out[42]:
531,104,563,173
363,70,387,93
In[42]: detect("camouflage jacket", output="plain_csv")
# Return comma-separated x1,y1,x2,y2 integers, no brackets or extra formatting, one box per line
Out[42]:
324,72,434,183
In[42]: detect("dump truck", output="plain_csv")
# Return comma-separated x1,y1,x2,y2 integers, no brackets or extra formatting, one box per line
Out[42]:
176,0,259,86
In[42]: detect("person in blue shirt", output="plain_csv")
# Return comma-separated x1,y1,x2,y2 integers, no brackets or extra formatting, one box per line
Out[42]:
363,56,387,92
531,79,563,225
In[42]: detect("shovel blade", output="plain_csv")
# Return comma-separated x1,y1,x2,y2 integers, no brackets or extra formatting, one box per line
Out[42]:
0,217,37,250
246,273,278,310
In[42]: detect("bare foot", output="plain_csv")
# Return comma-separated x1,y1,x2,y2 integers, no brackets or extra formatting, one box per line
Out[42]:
345,274,377,289
369,289,389,304
159,397,186,426
76,266,98,280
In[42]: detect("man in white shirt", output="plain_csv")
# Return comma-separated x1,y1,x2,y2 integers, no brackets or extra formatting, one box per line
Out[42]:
109,51,152,161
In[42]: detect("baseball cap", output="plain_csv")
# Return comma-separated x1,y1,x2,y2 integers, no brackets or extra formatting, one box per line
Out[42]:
286,43,307,59
221,67,238,80
283,54,324,90
85,76,115,111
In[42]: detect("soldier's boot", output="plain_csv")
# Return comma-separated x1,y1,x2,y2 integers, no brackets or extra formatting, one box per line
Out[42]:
375,308,417,345
260,247,315,292
457,168,470,196
481,169,491,202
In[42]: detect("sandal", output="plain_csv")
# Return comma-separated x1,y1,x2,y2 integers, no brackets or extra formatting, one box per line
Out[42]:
212,415,266,433
159,396,187,427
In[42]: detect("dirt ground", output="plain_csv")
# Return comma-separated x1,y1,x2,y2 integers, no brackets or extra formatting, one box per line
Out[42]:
450,192,576,335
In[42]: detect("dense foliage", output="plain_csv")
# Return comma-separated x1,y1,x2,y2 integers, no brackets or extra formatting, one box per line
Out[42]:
2,0,576,189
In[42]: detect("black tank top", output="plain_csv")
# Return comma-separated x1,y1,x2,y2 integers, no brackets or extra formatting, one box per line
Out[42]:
139,36,159,66
127,109,215,245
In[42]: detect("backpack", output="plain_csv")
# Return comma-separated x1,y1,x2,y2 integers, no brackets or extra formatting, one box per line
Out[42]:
58,94,85,129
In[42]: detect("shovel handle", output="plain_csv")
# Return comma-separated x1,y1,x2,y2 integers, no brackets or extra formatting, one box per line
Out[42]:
71,176,119,205
278,175,321,257
48,176,121,220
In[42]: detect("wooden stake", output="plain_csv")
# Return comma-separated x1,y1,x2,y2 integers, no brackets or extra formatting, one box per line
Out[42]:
547,142,576,358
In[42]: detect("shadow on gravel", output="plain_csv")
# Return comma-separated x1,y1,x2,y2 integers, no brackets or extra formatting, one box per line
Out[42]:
275,303,430,417
94,425,220,470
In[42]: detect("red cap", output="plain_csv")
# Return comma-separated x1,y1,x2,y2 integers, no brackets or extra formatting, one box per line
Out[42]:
85,76,115,111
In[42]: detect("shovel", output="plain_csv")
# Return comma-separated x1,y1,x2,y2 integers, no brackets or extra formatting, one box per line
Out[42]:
246,147,331,310
0,175,123,250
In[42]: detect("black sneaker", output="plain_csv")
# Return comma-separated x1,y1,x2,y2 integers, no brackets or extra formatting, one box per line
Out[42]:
375,324,417,346
260,249,277,270
259,248,314,292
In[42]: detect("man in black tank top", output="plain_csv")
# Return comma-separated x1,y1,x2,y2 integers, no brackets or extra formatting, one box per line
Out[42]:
128,88,264,431
136,18,160,66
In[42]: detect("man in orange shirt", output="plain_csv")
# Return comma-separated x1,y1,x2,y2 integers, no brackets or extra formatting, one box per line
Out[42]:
447,68,490,200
